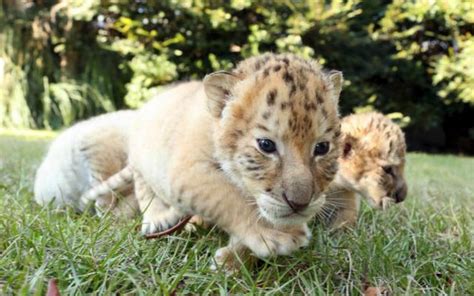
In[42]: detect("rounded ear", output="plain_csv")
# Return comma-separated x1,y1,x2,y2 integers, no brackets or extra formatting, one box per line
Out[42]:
327,70,343,104
203,71,239,117
342,134,356,158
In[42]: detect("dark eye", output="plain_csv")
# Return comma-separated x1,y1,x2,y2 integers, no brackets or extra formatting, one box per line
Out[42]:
257,139,277,153
314,141,330,156
382,166,394,175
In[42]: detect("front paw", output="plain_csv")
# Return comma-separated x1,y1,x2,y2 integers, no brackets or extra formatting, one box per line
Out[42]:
140,208,182,235
248,224,311,258
184,215,211,232
211,246,244,273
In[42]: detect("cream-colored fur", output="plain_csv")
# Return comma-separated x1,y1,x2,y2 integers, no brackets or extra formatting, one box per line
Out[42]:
84,54,343,263
34,111,139,217
325,112,407,228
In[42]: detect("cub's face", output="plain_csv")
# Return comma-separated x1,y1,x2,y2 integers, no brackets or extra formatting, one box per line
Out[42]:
337,113,407,209
204,54,343,226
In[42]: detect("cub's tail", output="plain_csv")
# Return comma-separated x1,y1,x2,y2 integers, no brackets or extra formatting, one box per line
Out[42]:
81,165,134,206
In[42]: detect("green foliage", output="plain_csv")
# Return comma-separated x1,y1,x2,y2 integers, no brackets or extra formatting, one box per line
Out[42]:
0,0,473,131
374,0,474,114
124,53,177,108
433,38,474,105
0,1,127,129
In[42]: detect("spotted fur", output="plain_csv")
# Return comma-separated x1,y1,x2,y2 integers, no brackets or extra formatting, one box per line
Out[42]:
108,53,344,266
324,112,407,228
69,54,344,269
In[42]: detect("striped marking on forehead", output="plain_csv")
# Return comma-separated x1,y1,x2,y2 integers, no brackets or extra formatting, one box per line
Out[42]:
255,81,338,144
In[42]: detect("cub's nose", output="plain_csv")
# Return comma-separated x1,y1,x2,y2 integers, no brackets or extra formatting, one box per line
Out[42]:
282,192,310,212
394,183,408,203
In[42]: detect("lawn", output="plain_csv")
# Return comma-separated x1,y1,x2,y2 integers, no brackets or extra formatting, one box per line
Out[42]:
0,131,473,295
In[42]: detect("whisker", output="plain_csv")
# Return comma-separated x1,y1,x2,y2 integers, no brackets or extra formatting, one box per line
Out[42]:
323,190,348,197
324,203,358,211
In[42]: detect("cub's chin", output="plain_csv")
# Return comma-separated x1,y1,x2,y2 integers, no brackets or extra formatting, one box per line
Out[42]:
256,194,326,226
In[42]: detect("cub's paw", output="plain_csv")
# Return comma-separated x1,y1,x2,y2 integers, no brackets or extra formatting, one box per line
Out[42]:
184,215,211,232
141,208,183,235
211,244,253,274
211,246,243,274
248,224,311,258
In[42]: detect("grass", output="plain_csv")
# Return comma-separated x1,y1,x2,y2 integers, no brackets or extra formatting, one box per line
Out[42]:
0,131,473,295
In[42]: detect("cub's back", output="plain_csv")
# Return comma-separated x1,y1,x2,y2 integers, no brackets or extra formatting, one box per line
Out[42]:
130,81,206,185
34,110,136,210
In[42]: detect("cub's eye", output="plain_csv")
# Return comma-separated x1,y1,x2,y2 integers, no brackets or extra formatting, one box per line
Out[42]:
382,166,394,175
257,139,277,153
314,141,330,156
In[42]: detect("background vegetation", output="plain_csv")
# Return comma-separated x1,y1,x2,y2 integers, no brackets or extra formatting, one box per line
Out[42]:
1,0,473,153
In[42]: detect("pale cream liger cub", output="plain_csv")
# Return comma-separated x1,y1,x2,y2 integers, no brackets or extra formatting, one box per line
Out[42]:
125,53,343,260
54,53,342,262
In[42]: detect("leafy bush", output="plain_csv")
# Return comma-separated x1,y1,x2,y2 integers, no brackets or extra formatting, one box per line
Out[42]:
0,0,473,152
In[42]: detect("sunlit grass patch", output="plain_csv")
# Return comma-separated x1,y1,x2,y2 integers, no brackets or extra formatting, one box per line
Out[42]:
0,135,472,294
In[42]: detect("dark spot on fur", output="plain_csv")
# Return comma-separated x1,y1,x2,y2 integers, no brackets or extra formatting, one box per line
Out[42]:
288,118,294,129
227,143,237,151
304,101,317,111
211,161,222,171
289,84,297,96
265,188,272,192
281,102,288,110
262,111,271,120
256,124,270,132
273,65,281,72
321,107,328,118
267,89,277,106
263,67,270,77
283,71,294,84
246,166,262,171
316,93,324,105
79,145,92,152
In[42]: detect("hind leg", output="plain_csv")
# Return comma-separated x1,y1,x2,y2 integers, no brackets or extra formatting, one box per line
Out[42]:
109,187,140,219
93,185,139,219
79,136,128,214
134,171,185,234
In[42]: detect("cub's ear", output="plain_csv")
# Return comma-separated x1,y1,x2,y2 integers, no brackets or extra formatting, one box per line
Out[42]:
342,134,356,158
203,71,239,117
327,70,343,103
